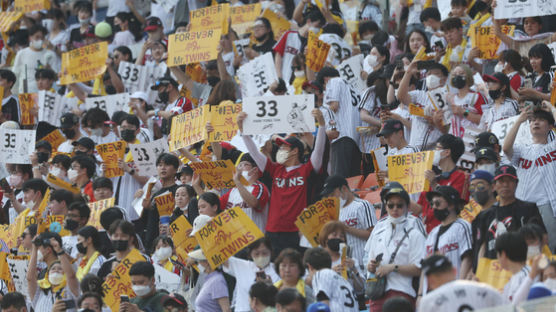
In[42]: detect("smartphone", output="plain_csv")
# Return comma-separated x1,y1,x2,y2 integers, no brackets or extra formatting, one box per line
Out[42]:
0,178,11,193
434,40,444,50
524,100,541,111
63,300,76,309
523,77,533,89
120,295,130,303
256,271,267,280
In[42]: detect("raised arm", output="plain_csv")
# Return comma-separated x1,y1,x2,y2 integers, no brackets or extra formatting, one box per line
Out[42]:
502,109,528,159
238,112,268,171
51,238,80,297
27,243,39,301
311,109,326,173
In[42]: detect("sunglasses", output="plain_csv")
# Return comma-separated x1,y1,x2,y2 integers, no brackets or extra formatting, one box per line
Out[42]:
387,203,404,209
469,183,488,193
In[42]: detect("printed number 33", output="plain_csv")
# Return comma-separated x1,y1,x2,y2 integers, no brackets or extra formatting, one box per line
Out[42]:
256,100,278,117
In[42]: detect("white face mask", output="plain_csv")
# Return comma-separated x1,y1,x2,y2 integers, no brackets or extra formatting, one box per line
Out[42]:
424,26,434,33
339,196,347,208
294,70,305,78
390,215,406,224
155,246,172,260
90,128,103,137
253,255,271,268
309,27,320,34
477,163,496,176
544,278,556,291
31,40,43,50
426,74,442,90
527,245,541,259
78,18,90,25
432,150,442,166
241,170,251,181
276,150,289,164
67,168,79,182
37,250,44,262
362,34,374,41
132,285,152,297
366,54,379,68
48,272,64,285
494,62,505,73
50,167,62,178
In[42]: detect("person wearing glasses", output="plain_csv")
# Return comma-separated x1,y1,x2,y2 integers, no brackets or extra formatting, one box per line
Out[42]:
366,186,426,311
16,224,37,255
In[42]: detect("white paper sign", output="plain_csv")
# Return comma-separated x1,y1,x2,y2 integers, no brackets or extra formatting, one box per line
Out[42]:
158,0,178,13
373,147,388,171
233,38,251,64
548,42,556,63
118,61,150,93
37,90,64,126
338,55,366,92
242,95,315,135
494,0,556,19
85,93,130,117
0,129,35,164
129,139,170,176
237,52,278,98
491,115,532,148
457,126,481,171
7,257,29,298
154,263,181,292
426,89,453,124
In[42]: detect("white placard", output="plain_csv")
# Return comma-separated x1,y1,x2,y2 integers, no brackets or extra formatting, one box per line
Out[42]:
37,90,64,126
0,129,35,164
372,147,388,171
337,54,366,93
132,176,162,217
242,95,315,135
85,93,130,117
548,42,556,63
129,139,169,177
426,89,453,125
153,263,181,292
237,52,278,98
229,133,271,153
158,0,178,13
494,0,556,19
491,115,532,148
118,61,150,93
457,126,481,171
7,257,29,298
233,38,251,64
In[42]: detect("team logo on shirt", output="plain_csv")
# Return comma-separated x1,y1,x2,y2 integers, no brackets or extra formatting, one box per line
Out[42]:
517,150,556,169
275,177,304,188
344,218,358,227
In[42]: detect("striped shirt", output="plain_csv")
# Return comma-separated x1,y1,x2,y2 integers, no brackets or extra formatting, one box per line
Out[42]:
408,90,444,151
358,86,381,152
340,198,377,268
503,266,530,303
312,268,358,312
450,91,487,138
479,98,519,131
220,182,270,232
424,218,472,278
319,33,352,66
324,77,361,146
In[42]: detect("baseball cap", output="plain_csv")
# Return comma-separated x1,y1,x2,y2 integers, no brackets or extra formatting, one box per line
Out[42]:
275,136,305,156
190,215,212,237
527,283,554,300
474,147,498,162
421,255,453,276
72,137,95,150
151,75,178,90
36,140,52,151
494,165,517,181
60,113,79,128
130,91,149,103
475,132,499,150
187,248,206,261
426,185,463,206
469,170,493,184
162,293,187,307
320,175,348,197
482,72,510,87
236,153,256,167
380,181,404,202
94,21,112,38
144,16,162,31
376,119,404,137
302,80,323,93
383,185,410,205
307,302,331,312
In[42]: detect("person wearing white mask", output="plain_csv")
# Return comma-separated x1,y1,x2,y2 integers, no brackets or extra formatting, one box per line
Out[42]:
44,8,68,71
152,236,181,275
474,147,499,176
366,186,426,311
223,238,280,312
363,46,388,77
121,261,167,312
541,261,556,291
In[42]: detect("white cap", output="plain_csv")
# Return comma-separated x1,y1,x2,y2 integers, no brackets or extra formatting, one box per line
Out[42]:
187,249,206,260
190,215,212,237
130,91,149,103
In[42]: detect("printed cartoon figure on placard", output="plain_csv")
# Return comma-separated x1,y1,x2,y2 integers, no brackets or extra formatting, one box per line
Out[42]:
538,0,553,14
20,135,33,159
288,102,310,132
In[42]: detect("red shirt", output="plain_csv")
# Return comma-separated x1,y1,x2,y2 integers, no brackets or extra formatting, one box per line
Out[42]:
417,169,469,233
220,181,270,212
83,181,96,203
509,73,523,92
264,158,314,232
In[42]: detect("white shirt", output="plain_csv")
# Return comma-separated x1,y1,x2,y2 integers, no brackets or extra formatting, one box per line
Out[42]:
424,219,472,278
324,77,361,146
311,268,358,312
274,31,302,81
62,235,79,259
90,131,119,145
11,47,57,93
358,86,381,153
107,0,129,17
408,89,445,151
479,98,519,131
503,266,530,303
339,198,377,268
419,280,505,311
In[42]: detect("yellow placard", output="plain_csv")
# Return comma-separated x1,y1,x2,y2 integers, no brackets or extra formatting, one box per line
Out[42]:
169,106,209,151
413,46,434,61
0,224,16,250
189,159,247,189
189,3,230,34
476,257,512,291
60,42,108,85
87,197,115,230
37,188,51,219
459,198,482,223
101,248,145,311
261,9,291,40
186,63,206,83
0,252,11,282
169,215,197,252
387,151,434,194
194,206,264,269
306,31,331,72
14,0,50,13
18,93,37,126
0,11,23,33
95,141,127,178
154,192,175,217
550,74,556,106
294,197,339,247
41,129,65,153
207,103,242,142
38,215,71,236
470,25,515,60
46,173,80,194
167,29,222,66
409,103,425,117
231,3,262,35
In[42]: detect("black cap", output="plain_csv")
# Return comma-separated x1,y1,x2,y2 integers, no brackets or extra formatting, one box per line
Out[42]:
144,16,163,31
162,293,187,307
35,140,52,151
320,175,348,196
474,147,498,162
494,165,517,181
60,113,79,128
380,181,404,202
237,153,256,166
275,136,305,156
426,185,462,206
376,119,404,137
72,137,95,150
482,72,510,88
475,132,499,150
421,255,453,276
383,184,410,205
151,75,178,90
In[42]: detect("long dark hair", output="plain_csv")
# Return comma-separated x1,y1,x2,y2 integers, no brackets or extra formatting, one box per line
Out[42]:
205,80,237,105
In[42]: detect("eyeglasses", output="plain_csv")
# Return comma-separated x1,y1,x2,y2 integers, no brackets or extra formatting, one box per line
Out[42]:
387,203,405,209
469,182,488,193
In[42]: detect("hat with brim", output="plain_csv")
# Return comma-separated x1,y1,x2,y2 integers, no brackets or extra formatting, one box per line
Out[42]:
187,249,206,261
426,185,463,206
190,215,212,237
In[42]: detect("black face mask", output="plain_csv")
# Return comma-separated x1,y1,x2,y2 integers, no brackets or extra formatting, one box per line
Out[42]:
76,242,87,254
65,219,79,231
113,25,122,33
488,89,502,100
207,76,220,87
37,152,49,163
451,76,466,89
433,208,450,222
62,128,76,139
158,89,170,103
326,238,343,252
472,190,491,206
112,240,129,251
74,150,87,156
121,129,136,142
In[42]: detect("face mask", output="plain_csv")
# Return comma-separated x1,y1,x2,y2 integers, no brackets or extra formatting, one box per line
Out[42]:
155,246,172,260
158,90,170,103
390,215,406,224
326,238,342,252
276,150,289,164
366,54,379,68
253,255,271,268
426,74,442,90
494,63,504,73
241,170,251,181
37,250,44,262
451,76,466,89
48,272,64,285
42,19,54,32
50,167,62,178
432,150,442,166
67,169,79,182
339,196,347,208
544,278,556,291
62,128,76,139
132,285,151,297
90,128,103,137
76,242,87,254
113,24,122,33
120,129,136,142
394,89,399,98
112,240,129,251
294,70,305,78
31,40,43,50
9,174,22,188
78,18,90,25
362,33,374,41
26,200,36,209
477,163,496,176
471,190,490,206
65,219,79,231
488,89,502,100
37,152,49,163
433,208,450,221
527,245,541,259
197,263,206,274
424,26,434,33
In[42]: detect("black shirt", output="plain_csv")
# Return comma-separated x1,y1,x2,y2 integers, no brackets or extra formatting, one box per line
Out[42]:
252,38,277,55
2,95,19,123
532,72,552,94
139,184,179,252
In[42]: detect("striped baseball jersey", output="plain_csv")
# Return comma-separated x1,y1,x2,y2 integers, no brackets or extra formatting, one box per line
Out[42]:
219,182,270,231
450,91,486,138
312,268,359,312
340,198,377,268
424,218,472,278
324,77,361,146
358,86,381,152
407,89,444,151
503,266,531,303
319,33,352,66
273,31,302,81
479,98,519,131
